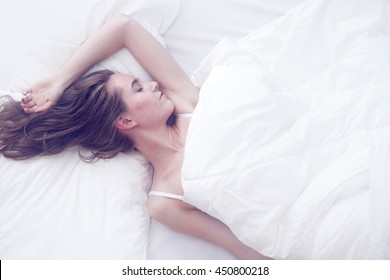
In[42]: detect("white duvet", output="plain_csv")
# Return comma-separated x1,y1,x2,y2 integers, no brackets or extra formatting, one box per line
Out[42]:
183,0,390,259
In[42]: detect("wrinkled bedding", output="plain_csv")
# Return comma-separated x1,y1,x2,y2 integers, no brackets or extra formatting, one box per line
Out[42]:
183,0,390,259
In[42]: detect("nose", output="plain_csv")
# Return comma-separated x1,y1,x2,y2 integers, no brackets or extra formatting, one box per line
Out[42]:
149,81,159,91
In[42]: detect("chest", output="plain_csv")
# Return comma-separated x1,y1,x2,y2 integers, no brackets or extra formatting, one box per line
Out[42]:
151,152,185,195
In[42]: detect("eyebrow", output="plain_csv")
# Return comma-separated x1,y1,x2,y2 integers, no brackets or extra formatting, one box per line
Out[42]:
131,78,139,89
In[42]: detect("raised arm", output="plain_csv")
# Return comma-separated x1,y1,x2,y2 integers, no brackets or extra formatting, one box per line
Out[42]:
22,14,197,113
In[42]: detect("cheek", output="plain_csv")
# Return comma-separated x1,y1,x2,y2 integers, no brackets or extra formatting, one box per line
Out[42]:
133,98,154,112
130,99,160,122
127,95,148,110
133,101,144,111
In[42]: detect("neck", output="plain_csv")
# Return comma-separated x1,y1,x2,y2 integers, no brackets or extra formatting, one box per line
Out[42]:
128,124,184,173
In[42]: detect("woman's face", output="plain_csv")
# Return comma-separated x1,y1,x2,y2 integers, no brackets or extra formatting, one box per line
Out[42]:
108,73,174,128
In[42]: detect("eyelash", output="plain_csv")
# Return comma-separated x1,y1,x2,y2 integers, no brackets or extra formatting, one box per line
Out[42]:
133,81,143,93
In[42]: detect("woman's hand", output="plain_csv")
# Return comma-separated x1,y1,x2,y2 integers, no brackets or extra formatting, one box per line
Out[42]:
21,74,66,113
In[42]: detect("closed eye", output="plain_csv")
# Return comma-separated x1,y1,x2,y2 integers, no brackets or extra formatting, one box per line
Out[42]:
131,78,143,93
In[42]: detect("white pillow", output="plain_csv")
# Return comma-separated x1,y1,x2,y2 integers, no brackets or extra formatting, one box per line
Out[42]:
8,0,180,93
0,149,153,259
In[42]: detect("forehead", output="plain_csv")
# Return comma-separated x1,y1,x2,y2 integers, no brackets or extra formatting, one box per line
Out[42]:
107,73,137,90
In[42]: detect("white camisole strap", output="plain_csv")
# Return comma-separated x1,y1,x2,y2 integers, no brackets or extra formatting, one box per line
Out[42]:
175,113,193,118
149,191,184,201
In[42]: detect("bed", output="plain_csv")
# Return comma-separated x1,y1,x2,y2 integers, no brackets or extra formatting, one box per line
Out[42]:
1,0,389,260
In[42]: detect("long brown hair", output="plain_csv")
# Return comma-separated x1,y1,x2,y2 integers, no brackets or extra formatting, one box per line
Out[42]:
0,70,134,161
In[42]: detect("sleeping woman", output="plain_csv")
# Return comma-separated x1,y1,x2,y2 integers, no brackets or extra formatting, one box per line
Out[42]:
0,14,271,260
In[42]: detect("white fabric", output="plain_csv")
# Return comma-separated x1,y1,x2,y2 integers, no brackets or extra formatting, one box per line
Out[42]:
164,0,306,76
149,191,184,201
183,0,390,259
175,113,193,118
4,0,179,94
0,0,179,260
0,149,152,259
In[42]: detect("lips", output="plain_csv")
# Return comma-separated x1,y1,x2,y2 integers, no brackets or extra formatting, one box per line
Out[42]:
159,92,164,100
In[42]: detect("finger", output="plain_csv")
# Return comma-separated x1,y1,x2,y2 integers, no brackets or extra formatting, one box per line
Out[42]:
21,100,37,108
34,107,45,113
21,94,33,103
35,103,52,113
25,100,37,108
23,105,39,114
